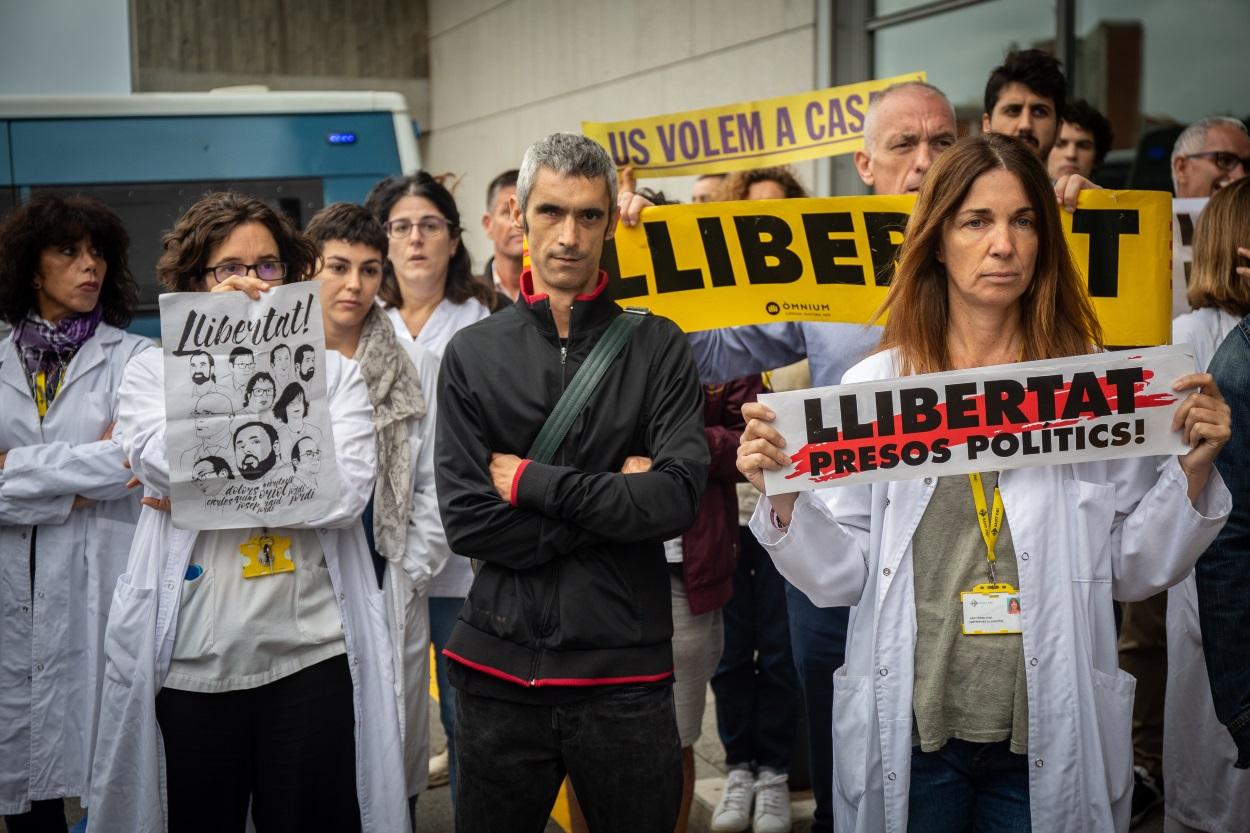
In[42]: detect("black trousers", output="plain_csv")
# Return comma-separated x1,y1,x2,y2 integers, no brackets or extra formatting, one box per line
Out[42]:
455,684,683,833
4,799,67,833
155,654,359,833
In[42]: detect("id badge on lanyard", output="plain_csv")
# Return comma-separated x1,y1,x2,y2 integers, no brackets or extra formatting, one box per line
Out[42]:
239,531,295,578
960,473,1023,635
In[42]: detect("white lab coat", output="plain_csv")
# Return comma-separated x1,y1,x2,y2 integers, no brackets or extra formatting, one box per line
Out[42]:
1164,308,1250,833
386,298,488,598
0,323,151,815
382,338,449,797
87,348,407,833
750,349,1231,833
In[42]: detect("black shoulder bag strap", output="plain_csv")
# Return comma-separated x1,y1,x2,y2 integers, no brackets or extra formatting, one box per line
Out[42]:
527,307,650,464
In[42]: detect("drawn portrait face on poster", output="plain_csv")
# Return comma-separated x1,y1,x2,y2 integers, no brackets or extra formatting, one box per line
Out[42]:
233,421,280,482
273,383,309,432
291,436,321,476
295,344,316,383
243,372,277,413
189,350,215,387
229,347,255,385
270,344,293,385
191,392,235,440
191,455,234,496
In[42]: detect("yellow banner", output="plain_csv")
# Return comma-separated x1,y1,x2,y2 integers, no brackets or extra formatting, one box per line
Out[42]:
582,73,926,179
603,190,1173,346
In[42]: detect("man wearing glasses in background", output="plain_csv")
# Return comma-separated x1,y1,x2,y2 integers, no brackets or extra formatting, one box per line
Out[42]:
1173,116,1250,198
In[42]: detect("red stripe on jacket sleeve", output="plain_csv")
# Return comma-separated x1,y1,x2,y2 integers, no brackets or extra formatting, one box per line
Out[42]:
509,459,532,507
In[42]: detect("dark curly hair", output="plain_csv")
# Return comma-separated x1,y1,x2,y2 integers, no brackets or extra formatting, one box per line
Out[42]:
363,172,494,310
1061,99,1114,168
0,194,138,326
156,192,320,292
984,48,1066,122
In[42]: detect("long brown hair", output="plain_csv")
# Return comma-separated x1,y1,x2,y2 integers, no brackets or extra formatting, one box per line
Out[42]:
875,133,1102,374
1187,177,1250,316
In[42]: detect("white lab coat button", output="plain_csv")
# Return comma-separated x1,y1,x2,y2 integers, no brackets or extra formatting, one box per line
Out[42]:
887,771,897,781
1030,657,1039,667
883,567,891,577
1035,759,1044,768
879,667,888,677
1020,551,1030,561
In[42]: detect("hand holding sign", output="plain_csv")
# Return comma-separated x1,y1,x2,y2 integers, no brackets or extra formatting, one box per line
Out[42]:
737,401,798,524
208,274,273,300
1171,372,1231,499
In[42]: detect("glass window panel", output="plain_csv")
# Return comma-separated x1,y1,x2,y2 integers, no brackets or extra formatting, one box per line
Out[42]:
1075,0,1250,149
874,0,1057,129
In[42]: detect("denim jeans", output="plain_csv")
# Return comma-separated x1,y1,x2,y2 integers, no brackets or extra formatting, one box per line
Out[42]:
710,527,800,772
907,739,1031,833
1198,317,1250,767
454,684,682,833
786,581,849,833
430,595,462,801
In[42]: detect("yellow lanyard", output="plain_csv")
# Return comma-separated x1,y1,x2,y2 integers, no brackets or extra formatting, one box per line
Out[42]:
967,472,1005,585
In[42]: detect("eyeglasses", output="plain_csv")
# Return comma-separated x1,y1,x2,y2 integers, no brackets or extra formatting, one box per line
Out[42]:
1185,151,1250,173
384,217,455,240
206,261,288,283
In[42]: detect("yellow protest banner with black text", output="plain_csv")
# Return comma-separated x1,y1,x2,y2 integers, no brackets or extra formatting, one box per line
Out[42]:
582,72,925,178
601,190,1172,346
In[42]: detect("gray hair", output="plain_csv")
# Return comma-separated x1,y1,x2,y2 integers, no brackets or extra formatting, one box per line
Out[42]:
1172,116,1249,189
862,81,956,153
516,132,618,216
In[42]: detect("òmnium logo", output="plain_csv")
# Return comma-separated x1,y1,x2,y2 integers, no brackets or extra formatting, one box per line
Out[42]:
765,302,781,316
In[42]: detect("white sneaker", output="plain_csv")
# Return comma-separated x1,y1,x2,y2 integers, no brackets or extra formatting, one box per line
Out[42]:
752,770,792,833
427,749,449,788
710,768,755,832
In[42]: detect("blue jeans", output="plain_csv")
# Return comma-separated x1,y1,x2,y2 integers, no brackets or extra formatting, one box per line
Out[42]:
430,596,463,802
785,581,849,833
907,739,1031,833
710,527,800,771
454,685,682,833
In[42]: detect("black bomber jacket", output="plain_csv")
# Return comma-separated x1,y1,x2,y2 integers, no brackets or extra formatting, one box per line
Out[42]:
434,270,710,688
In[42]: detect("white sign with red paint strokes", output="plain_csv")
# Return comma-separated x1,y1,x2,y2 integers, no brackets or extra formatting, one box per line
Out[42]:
761,345,1196,495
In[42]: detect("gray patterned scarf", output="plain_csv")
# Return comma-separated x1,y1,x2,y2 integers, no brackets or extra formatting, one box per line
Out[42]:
355,305,427,562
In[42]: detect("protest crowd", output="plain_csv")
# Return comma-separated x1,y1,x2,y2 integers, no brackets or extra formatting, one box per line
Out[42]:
4,40,1250,833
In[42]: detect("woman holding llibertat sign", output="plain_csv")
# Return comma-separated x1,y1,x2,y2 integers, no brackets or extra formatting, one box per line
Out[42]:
736,134,1232,833
89,192,406,833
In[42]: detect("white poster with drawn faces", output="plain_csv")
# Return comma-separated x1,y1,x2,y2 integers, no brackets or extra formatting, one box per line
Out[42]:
159,282,339,530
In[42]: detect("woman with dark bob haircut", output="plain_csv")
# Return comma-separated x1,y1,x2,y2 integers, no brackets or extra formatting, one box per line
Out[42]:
364,172,492,799
0,194,152,830
90,191,407,832
738,134,1232,833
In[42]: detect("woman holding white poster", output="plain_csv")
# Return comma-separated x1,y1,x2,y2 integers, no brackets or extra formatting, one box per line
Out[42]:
89,192,407,833
1164,176,1250,833
0,195,151,832
736,134,1233,833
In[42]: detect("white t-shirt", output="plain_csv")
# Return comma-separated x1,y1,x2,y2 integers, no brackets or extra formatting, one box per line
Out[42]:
165,528,345,693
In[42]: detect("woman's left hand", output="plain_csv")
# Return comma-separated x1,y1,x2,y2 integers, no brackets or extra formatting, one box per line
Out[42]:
1172,372,1231,482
